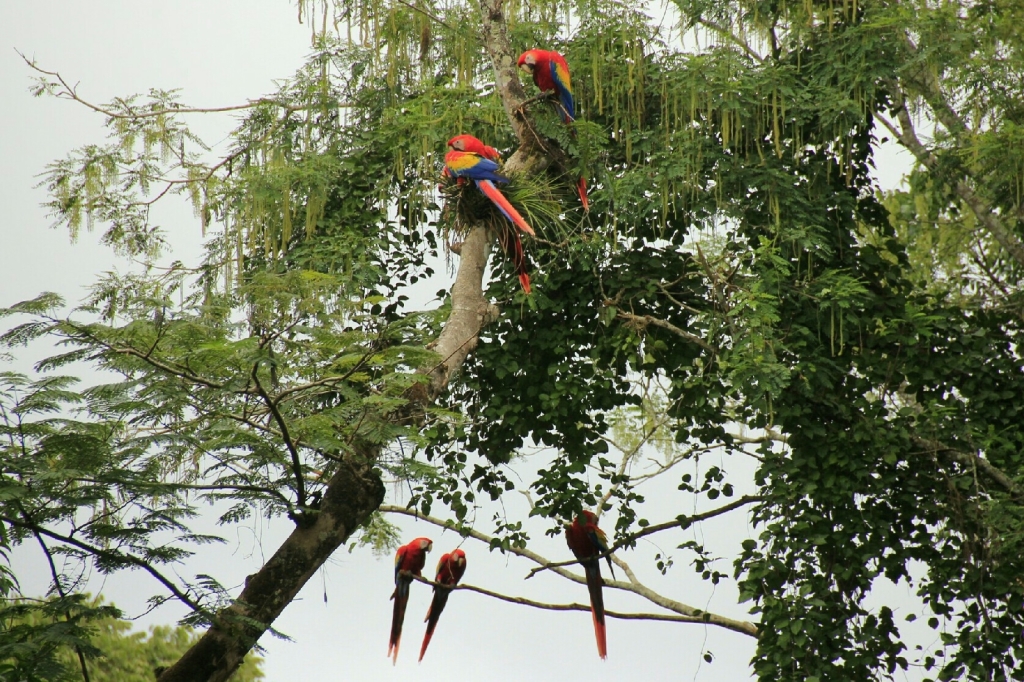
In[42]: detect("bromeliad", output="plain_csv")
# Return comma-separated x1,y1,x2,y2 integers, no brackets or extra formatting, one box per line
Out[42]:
444,135,534,293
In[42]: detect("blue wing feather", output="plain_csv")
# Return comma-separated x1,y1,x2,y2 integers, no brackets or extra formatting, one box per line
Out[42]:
550,61,575,122
447,153,509,184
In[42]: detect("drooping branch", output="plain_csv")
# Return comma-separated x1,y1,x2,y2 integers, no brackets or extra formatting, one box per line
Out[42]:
3,515,204,613
19,53,332,120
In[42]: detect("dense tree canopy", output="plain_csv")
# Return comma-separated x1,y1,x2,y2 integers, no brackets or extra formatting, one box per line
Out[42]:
3,0,1023,680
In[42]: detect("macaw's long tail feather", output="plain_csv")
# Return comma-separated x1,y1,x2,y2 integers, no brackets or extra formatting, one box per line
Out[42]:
475,179,535,236
418,590,451,661
519,271,532,295
584,563,608,659
512,231,532,295
577,176,589,212
389,587,410,664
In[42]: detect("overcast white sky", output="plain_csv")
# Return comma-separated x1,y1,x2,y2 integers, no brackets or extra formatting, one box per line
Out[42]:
1,3,921,681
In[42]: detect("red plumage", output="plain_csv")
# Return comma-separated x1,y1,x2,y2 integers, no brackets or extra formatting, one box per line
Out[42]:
444,135,535,293
565,511,610,659
389,537,432,664
496,226,532,294
448,134,500,161
517,49,590,211
418,549,467,661
473,178,536,237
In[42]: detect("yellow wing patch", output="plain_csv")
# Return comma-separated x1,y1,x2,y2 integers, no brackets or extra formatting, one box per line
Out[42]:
553,62,572,94
446,152,482,172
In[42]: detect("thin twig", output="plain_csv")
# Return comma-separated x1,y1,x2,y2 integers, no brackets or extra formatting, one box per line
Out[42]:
393,0,453,29
18,52,329,119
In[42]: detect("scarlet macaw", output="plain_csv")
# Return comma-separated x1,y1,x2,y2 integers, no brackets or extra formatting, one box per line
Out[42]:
441,135,500,187
389,537,433,664
517,49,589,211
447,134,500,161
445,135,534,293
565,510,611,659
418,548,467,661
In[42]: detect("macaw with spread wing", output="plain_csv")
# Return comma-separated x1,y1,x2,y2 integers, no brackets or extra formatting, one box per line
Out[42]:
565,510,613,659
444,135,534,293
517,48,589,211
389,537,433,664
418,548,467,661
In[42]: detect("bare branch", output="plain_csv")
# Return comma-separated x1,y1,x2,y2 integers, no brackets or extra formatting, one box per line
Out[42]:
617,310,714,351
409,573,717,624
28,518,93,682
914,437,1024,503
392,0,452,30
18,52,334,119
696,18,766,62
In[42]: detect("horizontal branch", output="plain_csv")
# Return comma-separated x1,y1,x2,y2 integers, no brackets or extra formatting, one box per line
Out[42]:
380,504,759,637
617,311,713,351
408,573,715,624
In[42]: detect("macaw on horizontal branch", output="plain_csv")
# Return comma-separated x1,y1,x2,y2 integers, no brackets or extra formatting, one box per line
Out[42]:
389,537,433,664
565,510,612,659
444,135,533,293
418,548,467,661
517,48,590,212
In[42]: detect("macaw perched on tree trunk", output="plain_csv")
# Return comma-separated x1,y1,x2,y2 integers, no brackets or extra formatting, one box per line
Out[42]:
565,510,612,659
517,48,590,212
418,548,467,661
389,537,433,664
444,135,534,293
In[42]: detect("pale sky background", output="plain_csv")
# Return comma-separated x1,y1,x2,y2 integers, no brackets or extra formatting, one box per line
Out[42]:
1,3,922,681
